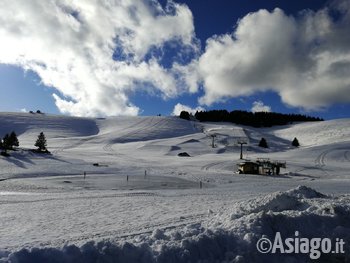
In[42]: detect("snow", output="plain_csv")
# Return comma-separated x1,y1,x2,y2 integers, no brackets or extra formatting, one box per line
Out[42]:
273,119,350,147
1,112,350,262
